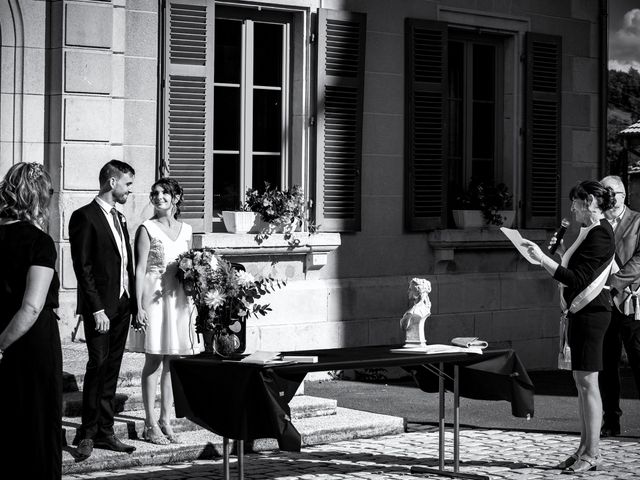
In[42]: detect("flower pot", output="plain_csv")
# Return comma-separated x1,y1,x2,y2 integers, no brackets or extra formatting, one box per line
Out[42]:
222,211,259,234
452,210,515,228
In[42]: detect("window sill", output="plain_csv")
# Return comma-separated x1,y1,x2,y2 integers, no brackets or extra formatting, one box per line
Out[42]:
192,232,341,270
427,228,548,272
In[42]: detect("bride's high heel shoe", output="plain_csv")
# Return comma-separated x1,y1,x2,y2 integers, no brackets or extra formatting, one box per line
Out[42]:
554,453,579,470
142,423,170,445
158,420,181,444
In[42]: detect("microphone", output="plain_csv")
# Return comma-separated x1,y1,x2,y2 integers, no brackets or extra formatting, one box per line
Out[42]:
548,218,570,255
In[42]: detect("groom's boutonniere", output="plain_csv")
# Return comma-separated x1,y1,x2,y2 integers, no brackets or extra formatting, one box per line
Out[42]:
119,214,126,225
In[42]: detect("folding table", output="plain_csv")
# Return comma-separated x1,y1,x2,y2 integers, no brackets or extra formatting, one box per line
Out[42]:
170,345,534,480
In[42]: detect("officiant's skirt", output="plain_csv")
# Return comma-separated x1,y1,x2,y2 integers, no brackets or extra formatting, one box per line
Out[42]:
568,308,610,372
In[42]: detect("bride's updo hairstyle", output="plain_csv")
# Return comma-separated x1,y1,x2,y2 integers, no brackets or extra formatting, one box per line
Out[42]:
150,177,184,219
0,162,53,228
569,180,616,213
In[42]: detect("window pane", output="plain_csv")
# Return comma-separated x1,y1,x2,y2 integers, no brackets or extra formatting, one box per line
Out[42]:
252,155,281,190
215,19,242,84
253,23,283,87
213,154,240,212
471,159,493,183
448,41,463,159
253,89,281,152
214,86,240,151
473,44,495,101
472,102,494,161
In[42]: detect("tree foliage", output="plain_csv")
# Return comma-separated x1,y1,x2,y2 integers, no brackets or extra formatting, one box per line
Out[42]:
607,68,640,171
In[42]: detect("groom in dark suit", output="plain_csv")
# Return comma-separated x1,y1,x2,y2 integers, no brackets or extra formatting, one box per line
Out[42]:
70,160,137,458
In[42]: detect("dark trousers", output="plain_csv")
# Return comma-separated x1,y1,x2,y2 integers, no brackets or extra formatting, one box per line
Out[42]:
78,294,131,439
599,307,640,423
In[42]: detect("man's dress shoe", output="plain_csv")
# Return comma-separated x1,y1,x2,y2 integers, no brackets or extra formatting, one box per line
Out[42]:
93,434,136,453
76,439,94,459
600,423,620,437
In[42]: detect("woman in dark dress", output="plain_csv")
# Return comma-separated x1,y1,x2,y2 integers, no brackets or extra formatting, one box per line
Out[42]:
522,180,616,473
0,162,62,479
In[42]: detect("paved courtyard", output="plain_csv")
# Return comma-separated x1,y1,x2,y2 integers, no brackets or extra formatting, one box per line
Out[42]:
61,426,639,479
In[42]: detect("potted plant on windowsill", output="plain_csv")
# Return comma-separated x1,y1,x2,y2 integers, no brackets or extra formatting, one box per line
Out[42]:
453,181,514,228
221,204,259,234
245,183,309,244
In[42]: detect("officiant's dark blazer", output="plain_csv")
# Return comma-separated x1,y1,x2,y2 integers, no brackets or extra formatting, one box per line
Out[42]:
69,200,137,318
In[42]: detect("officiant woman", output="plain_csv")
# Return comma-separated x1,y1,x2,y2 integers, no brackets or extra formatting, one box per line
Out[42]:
521,180,615,473
0,162,62,479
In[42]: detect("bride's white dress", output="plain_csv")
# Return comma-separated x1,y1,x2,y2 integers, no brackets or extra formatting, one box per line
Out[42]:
126,220,203,355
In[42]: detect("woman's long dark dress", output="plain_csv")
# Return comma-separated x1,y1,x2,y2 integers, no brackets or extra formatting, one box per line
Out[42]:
0,221,62,479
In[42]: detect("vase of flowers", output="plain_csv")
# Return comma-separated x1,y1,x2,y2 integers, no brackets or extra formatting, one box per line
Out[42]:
245,183,307,243
175,247,286,356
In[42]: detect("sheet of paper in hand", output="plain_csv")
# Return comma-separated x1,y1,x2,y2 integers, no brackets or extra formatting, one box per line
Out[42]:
451,337,488,349
499,227,541,265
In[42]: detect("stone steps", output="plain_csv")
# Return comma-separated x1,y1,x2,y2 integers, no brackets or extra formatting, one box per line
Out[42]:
60,346,406,475
62,385,338,419
62,406,405,475
62,394,339,446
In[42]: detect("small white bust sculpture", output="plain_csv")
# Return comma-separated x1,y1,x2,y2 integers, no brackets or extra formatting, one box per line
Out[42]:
400,278,431,348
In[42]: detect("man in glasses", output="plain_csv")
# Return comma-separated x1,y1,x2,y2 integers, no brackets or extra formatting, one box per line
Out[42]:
599,175,640,437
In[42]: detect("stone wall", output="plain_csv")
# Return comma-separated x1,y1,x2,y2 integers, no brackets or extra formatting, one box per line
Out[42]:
4,0,603,371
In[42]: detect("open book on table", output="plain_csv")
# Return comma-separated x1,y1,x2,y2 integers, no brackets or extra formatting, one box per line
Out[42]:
235,351,319,365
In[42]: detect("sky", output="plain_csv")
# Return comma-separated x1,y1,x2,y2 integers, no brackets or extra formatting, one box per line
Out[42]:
609,0,640,71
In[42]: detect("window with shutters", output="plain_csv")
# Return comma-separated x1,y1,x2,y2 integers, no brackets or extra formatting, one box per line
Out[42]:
212,7,293,217
162,3,365,234
406,19,561,231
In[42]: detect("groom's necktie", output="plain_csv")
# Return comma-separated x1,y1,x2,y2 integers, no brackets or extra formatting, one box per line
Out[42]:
110,208,127,297
110,208,124,241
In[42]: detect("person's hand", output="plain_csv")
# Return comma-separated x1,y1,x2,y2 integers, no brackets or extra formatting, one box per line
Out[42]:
93,311,110,334
521,239,546,264
548,232,566,256
132,310,148,332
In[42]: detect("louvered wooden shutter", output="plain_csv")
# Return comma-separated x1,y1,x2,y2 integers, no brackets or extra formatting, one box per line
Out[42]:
405,19,448,231
315,9,366,232
524,33,562,228
163,0,214,232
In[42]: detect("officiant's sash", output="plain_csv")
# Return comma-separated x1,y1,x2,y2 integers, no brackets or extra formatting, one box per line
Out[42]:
559,222,617,315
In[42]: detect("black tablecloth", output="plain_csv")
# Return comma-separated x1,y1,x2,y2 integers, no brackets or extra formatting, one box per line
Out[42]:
170,345,534,452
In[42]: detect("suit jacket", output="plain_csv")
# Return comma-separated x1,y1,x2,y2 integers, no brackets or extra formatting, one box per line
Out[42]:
609,207,640,314
69,200,137,318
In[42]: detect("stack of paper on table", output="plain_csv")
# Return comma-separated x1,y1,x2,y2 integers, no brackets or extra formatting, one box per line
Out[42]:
280,355,318,363
390,344,483,355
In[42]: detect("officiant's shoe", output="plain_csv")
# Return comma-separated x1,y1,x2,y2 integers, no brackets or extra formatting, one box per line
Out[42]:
553,453,579,470
94,434,136,453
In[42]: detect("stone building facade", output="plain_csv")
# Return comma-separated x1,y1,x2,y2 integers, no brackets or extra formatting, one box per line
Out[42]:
0,0,609,369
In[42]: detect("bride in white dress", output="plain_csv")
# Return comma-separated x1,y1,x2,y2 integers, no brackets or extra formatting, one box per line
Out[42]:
126,177,203,444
